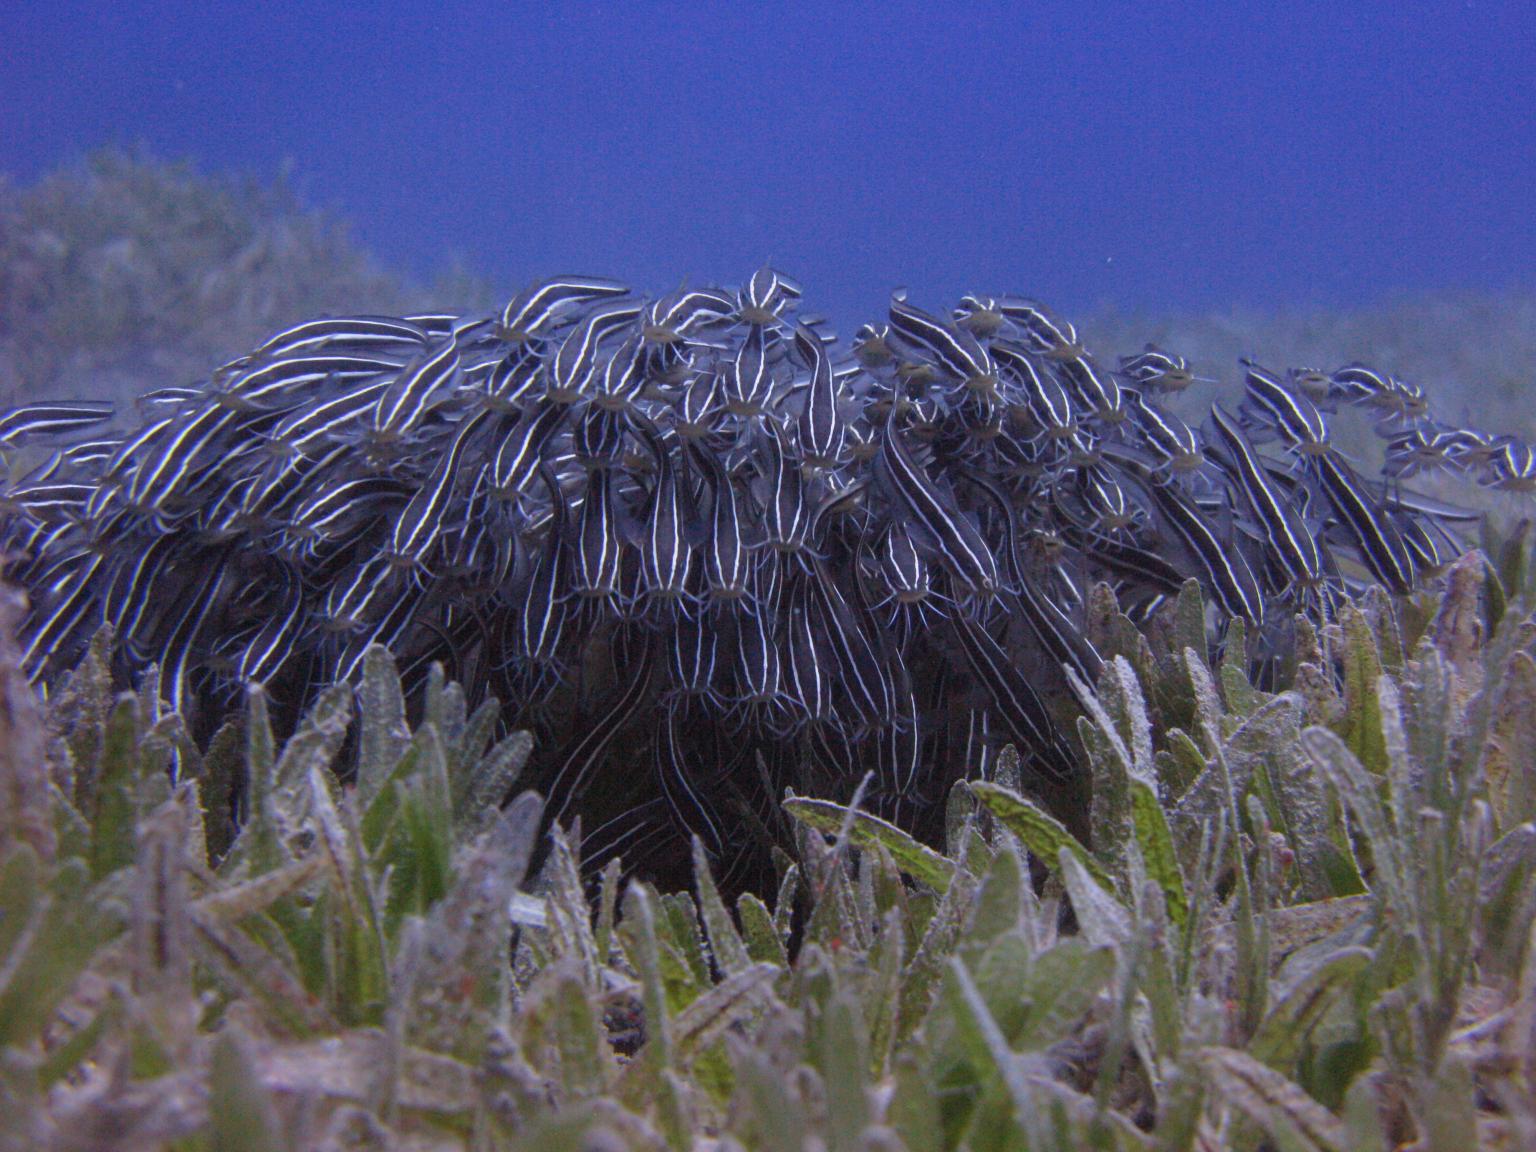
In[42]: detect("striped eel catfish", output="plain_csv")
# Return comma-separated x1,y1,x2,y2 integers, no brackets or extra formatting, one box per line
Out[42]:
0,272,1493,883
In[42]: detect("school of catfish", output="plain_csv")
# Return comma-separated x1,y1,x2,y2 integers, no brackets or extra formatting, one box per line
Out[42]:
0,269,1514,876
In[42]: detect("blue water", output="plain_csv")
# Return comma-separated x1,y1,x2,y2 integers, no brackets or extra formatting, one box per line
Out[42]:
3,1,1534,324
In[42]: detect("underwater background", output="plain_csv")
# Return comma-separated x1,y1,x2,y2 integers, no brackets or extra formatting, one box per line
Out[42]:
3,1,1535,423
7,10,1536,1149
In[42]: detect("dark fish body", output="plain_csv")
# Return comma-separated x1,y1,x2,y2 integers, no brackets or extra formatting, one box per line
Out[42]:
0,401,115,447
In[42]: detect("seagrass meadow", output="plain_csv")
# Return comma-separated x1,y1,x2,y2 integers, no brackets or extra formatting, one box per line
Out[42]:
2,534,1535,1151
